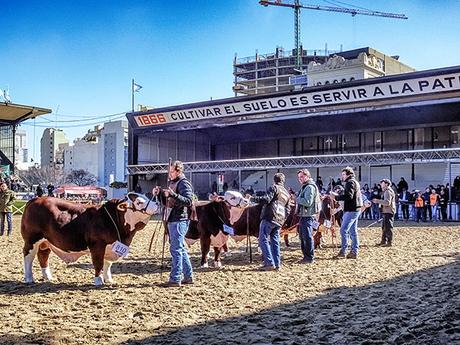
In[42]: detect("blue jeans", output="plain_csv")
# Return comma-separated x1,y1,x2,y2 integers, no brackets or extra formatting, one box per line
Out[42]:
299,217,314,262
0,212,12,236
168,220,193,283
259,219,281,268
340,211,360,254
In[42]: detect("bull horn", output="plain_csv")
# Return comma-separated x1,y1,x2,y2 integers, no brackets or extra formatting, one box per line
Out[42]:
117,202,129,211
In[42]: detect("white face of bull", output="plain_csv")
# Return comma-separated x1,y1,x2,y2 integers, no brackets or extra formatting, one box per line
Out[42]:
224,191,251,226
224,191,251,208
123,193,160,231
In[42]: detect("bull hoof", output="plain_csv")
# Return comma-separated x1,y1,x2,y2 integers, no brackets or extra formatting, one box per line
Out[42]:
214,261,223,269
200,262,209,269
94,276,105,286
41,267,53,282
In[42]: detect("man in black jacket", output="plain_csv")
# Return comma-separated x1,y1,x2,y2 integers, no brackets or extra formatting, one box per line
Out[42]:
154,161,194,287
332,167,363,259
252,173,290,271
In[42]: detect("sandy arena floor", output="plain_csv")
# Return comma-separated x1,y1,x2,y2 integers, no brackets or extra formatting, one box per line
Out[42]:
0,215,459,345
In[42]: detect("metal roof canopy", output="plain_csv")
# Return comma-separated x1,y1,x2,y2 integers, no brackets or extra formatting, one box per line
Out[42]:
0,102,51,126
127,148,460,175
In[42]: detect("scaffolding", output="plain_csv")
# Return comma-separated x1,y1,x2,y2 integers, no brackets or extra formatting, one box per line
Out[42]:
127,148,460,175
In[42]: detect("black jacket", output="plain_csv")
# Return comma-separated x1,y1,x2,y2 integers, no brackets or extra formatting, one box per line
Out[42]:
159,175,193,222
252,183,290,226
336,176,363,212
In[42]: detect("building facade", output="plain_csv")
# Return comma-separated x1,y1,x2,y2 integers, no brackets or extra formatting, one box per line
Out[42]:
40,128,69,168
98,120,128,187
306,47,415,87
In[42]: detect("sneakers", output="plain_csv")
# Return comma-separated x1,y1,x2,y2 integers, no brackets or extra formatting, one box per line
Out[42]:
333,251,346,259
181,277,194,285
376,242,386,247
382,243,392,247
346,252,358,259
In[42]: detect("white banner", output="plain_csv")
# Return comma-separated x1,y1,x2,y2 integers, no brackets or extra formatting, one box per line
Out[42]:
134,72,460,128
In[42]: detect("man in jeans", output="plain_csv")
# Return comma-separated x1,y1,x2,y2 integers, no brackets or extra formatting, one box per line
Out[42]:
296,169,320,264
154,161,194,287
252,173,290,271
332,167,363,259
0,182,16,240
373,179,396,246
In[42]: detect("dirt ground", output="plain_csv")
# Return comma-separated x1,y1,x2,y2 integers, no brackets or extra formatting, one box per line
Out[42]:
0,215,459,345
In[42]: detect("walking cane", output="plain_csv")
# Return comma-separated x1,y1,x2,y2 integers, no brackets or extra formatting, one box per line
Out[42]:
160,158,172,278
367,218,383,228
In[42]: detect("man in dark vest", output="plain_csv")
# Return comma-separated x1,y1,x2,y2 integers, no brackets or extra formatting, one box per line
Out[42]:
251,173,290,271
154,161,194,287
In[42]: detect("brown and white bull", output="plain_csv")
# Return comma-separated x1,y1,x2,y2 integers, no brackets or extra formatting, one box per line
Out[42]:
186,191,263,268
21,193,159,286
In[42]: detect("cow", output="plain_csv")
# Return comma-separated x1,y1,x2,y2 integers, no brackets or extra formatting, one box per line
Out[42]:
185,191,263,268
21,193,160,286
314,194,341,249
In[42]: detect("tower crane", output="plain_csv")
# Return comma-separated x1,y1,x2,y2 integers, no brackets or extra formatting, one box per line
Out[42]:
259,0,408,69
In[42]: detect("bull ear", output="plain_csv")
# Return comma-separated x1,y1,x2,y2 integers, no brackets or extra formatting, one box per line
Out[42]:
127,192,139,202
117,202,129,212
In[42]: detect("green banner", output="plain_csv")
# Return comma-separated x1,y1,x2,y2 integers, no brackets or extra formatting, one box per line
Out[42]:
0,165,10,177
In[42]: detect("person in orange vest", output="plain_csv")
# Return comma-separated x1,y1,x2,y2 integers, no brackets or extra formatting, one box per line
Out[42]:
429,189,440,222
414,191,425,223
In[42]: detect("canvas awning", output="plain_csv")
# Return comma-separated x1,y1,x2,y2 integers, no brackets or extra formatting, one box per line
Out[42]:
0,102,51,125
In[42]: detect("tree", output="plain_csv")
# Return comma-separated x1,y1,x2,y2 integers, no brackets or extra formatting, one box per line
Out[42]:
19,165,66,188
65,169,97,186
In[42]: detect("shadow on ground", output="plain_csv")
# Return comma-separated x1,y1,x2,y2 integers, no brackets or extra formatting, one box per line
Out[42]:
119,256,460,345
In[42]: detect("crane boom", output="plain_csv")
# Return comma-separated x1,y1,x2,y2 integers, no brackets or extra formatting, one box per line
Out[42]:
259,0,408,68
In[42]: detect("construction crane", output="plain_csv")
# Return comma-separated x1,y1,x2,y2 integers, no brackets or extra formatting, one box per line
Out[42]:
259,0,408,69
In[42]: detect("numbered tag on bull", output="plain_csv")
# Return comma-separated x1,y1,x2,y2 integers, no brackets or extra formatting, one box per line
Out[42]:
312,220,320,230
112,241,129,258
324,220,332,229
223,224,235,235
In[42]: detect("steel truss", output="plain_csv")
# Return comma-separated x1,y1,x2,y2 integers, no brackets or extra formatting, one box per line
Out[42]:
127,148,460,175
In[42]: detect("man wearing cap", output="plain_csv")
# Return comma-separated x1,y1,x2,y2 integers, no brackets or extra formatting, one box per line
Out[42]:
373,179,396,246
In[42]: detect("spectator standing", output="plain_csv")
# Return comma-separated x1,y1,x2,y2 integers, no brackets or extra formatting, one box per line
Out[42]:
332,167,363,259
373,179,396,246
422,188,432,221
36,185,44,197
439,189,448,221
397,177,409,194
0,182,16,239
47,184,55,196
414,191,425,222
316,176,323,191
370,187,381,220
296,169,320,264
251,173,290,271
399,189,410,221
429,189,440,222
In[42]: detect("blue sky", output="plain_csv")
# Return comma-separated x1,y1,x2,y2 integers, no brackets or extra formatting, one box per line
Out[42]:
1,0,459,162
